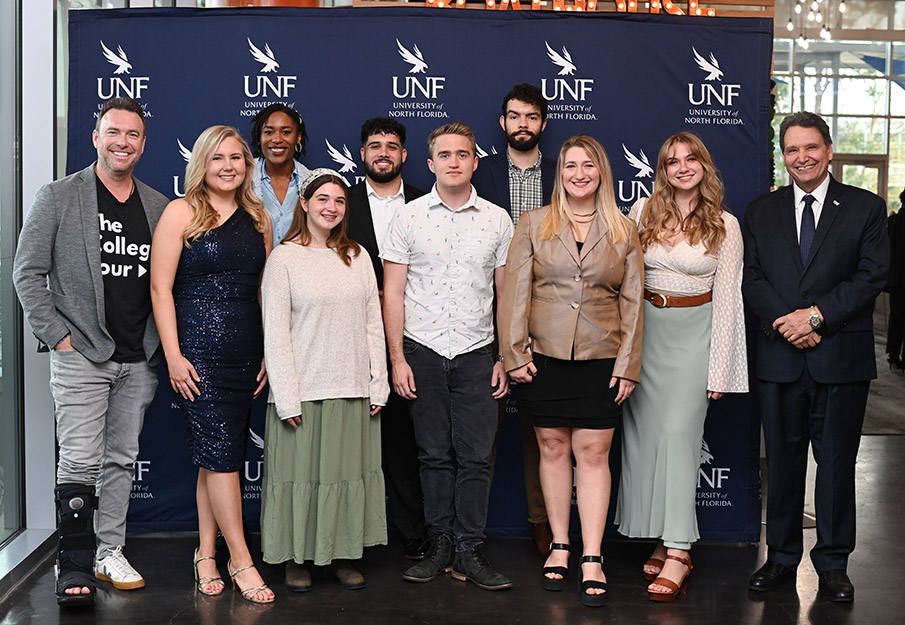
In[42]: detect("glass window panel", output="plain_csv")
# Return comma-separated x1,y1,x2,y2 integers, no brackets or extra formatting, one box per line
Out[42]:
891,80,905,116
796,77,887,116
794,41,887,77
834,116,888,154
891,119,905,208
894,1,905,31
837,78,888,115
841,0,891,30
772,115,789,189
1,0,20,547
840,164,880,195
894,43,905,77
774,75,793,115
774,38,792,74
796,74,835,115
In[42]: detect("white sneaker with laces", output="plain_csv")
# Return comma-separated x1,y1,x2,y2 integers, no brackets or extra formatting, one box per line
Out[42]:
95,545,145,590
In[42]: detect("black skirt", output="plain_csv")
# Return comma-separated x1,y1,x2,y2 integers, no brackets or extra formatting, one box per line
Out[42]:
517,353,622,430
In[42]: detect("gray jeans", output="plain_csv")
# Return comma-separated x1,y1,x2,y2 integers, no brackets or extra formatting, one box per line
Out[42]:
49,349,157,558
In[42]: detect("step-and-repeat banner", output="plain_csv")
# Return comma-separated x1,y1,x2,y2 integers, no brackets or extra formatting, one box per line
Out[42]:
67,7,772,541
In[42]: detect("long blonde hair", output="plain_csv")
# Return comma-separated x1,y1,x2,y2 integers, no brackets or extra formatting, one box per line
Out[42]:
182,125,267,244
540,134,631,244
639,132,726,254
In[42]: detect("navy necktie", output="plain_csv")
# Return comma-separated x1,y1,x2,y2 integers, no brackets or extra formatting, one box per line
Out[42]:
799,194,816,265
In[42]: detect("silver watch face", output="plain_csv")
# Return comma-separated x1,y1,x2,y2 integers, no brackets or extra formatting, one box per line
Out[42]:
809,313,820,328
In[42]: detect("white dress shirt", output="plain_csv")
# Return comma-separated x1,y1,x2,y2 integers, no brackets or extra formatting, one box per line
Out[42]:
365,178,407,257
380,185,513,359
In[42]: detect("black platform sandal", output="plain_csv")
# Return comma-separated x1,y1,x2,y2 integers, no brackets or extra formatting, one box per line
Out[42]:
542,543,571,591
579,555,608,607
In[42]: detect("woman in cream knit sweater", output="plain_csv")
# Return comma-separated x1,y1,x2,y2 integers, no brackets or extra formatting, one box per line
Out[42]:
260,169,389,592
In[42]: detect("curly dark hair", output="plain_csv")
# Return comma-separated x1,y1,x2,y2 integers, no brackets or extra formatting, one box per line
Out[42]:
501,84,548,120
249,103,308,159
360,117,407,146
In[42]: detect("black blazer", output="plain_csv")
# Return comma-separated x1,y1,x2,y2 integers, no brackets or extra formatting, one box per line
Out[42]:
471,152,556,218
742,176,889,384
346,180,425,289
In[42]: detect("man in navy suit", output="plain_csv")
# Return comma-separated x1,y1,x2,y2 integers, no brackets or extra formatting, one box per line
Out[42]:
345,117,427,562
743,111,888,602
471,84,556,556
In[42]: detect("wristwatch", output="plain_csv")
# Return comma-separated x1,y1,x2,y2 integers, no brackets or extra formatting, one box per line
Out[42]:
496,354,505,362
808,306,822,330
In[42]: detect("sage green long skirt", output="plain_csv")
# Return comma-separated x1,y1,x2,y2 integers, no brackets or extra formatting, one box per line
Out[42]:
260,399,387,566
615,301,712,550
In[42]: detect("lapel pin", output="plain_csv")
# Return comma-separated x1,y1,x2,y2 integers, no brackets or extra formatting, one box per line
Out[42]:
833,200,840,206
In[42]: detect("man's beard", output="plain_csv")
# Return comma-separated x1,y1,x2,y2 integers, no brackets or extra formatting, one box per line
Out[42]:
507,130,541,152
365,160,403,184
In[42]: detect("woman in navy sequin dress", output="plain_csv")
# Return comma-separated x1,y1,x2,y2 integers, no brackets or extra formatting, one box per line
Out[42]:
151,126,274,603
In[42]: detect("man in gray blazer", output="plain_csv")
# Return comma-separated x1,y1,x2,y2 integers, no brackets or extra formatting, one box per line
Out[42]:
13,97,168,607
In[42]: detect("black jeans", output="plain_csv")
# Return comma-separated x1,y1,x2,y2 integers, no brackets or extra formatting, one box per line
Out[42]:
404,338,499,551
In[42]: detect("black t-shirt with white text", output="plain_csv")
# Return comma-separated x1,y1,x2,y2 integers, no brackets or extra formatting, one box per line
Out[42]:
96,176,152,363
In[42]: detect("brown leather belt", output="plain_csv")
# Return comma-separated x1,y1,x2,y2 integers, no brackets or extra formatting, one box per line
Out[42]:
643,289,713,309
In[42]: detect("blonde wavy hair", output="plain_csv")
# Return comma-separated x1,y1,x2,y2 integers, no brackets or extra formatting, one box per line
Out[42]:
540,134,631,244
639,132,726,254
182,125,267,244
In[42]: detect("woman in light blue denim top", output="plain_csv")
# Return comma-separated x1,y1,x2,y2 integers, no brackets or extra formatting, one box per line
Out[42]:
250,104,311,246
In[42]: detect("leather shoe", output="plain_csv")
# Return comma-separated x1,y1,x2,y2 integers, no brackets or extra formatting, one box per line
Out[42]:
531,522,553,557
818,569,854,602
749,561,796,592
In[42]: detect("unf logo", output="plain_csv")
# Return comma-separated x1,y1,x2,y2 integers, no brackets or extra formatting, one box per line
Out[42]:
393,40,445,99
698,439,730,489
688,47,740,107
541,42,593,102
617,145,652,205
97,41,149,100
244,38,297,98
172,139,192,198
326,139,357,174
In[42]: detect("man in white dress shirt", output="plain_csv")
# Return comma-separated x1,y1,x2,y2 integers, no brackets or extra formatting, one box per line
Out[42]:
345,118,428,563
382,122,514,591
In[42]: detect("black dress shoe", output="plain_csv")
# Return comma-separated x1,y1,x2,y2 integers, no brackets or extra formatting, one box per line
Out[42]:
749,561,796,592
818,569,854,602
403,538,428,561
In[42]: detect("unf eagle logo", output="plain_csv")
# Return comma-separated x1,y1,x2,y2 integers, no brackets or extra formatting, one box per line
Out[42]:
248,38,280,73
101,41,132,75
692,47,723,81
622,145,653,179
545,42,576,76
325,139,357,173
177,139,192,163
396,39,428,74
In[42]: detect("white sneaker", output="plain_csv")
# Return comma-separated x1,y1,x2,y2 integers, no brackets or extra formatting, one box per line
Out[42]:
95,546,145,590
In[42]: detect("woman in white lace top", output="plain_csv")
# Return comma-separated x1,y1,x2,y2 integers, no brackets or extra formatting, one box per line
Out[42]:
614,132,748,602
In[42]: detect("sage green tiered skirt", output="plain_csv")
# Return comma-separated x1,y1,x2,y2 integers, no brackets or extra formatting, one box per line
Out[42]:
260,398,387,566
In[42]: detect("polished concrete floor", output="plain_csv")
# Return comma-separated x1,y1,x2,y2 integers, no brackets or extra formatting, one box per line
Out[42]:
1,435,901,625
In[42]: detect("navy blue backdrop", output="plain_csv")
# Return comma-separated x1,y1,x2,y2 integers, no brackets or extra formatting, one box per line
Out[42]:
67,7,772,542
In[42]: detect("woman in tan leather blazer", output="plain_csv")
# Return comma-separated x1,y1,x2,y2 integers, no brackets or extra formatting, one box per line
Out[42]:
499,134,643,607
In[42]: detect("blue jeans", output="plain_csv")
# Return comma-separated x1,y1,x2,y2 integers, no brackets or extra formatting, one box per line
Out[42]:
49,349,158,558
404,339,499,551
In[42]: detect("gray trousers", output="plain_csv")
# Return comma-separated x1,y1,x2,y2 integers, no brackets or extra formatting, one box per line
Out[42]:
49,350,157,558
